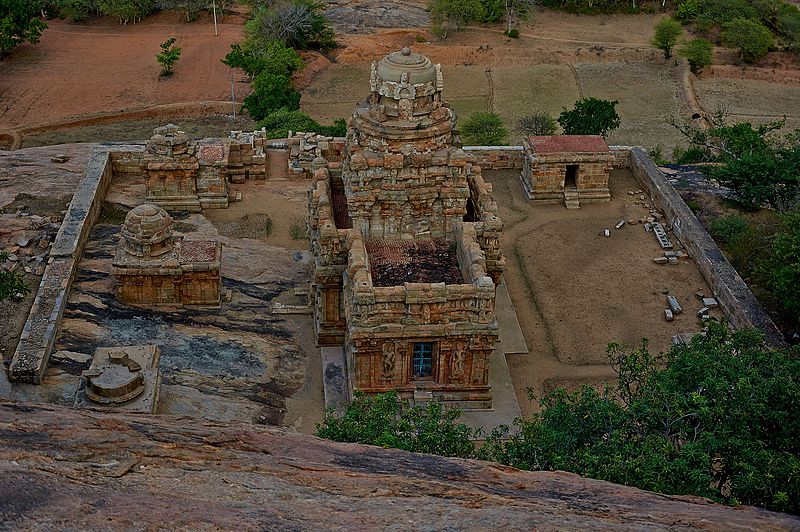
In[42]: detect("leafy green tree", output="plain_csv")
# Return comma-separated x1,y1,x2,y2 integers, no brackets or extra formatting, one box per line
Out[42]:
53,0,99,22
460,112,508,145
428,0,484,39
223,39,304,79
0,0,48,56
759,209,800,323
316,391,477,458
712,146,800,211
557,97,620,137
652,17,682,59
242,72,300,121
156,36,181,76
679,38,713,73
722,17,773,62
482,323,800,514
97,0,156,24
479,0,503,22
517,111,557,136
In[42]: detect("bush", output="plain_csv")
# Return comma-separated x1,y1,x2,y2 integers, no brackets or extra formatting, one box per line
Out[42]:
316,391,478,458
673,145,712,164
246,0,336,52
557,97,620,137
0,256,30,301
759,209,800,322
652,17,682,59
257,108,346,138
460,112,508,145
505,28,520,38
722,17,773,62
709,214,750,246
679,38,713,73
97,0,156,24
516,112,557,136
479,0,503,22
223,40,304,79
711,146,800,211
156,36,181,76
1,0,48,56
54,0,99,22
242,72,301,121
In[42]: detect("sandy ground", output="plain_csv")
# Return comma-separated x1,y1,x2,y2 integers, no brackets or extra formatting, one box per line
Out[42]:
486,169,719,416
0,12,246,130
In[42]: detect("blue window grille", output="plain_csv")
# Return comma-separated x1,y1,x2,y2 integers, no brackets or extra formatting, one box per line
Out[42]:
412,342,433,378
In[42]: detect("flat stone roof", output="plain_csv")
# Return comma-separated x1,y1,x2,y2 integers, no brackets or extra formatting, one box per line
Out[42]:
366,238,463,287
528,135,610,154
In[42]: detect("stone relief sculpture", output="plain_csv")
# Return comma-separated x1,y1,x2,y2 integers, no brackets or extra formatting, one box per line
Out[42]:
381,342,397,381
449,341,466,383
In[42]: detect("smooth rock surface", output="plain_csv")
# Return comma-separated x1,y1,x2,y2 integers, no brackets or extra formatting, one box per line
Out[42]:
1,401,797,530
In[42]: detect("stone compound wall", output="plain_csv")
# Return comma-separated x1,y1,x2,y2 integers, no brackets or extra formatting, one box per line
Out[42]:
288,133,346,179
628,147,786,348
463,146,524,170
9,145,145,382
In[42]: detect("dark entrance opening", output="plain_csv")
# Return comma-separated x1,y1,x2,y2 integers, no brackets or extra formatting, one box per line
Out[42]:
564,164,578,189
463,197,478,222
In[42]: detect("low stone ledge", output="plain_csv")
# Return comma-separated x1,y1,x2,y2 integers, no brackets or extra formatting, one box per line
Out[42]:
463,145,524,170
629,147,786,348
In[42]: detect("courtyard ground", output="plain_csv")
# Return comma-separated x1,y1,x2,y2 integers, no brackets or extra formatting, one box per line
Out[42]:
486,169,719,416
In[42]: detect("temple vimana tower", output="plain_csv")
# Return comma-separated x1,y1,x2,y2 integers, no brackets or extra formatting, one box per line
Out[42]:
309,48,506,408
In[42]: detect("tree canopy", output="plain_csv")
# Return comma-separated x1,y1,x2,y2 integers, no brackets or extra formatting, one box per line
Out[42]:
652,17,682,58
557,98,620,137
460,112,508,145
317,323,800,514
0,0,48,56
721,17,773,62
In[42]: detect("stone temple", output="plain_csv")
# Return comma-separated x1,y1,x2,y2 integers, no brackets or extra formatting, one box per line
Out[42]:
309,48,506,408
112,203,221,307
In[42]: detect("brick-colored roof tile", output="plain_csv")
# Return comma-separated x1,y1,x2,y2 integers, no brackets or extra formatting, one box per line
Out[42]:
527,135,609,154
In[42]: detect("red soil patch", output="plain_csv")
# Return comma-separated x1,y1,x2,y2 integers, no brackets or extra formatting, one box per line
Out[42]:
0,12,247,131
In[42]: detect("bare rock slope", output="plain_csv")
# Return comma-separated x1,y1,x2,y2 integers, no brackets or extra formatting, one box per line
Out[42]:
1,401,797,530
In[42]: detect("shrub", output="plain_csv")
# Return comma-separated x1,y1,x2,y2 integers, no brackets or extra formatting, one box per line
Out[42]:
709,214,750,246
505,28,520,38
652,17,683,59
289,217,306,240
316,391,478,458
54,0,99,22
673,145,712,164
156,36,181,76
257,108,346,138
516,112,557,136
97,0,156,24
479,0,503,22
557,97,620,137
0,256,30,301
759,209,800,322
246,0,336,52
680,38,713,73
460,112,508,145
711,146,800,211
223,40,304,79
722,17,773,62
242,73,301,121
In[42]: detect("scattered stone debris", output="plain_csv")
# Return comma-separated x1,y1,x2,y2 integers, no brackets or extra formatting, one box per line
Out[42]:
664,309,674,321
654,257,668,264
651,222,673,249
667,295,683,314
628,219,637,225
695,290,705,299
702,297,718,308
603,229,610,237
697,307,710,317
614,219,625,229
50,155,70,164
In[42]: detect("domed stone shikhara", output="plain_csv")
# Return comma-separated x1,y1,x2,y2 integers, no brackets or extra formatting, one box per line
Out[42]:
112,203,222,307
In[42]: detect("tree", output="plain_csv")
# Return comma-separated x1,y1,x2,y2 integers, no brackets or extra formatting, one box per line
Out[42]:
223,39,304,79
316,391,477,458
428,0,484,39
0,0,48,57
156,37,182,76
502,0,536,34
97,0,156,24
679,38,713,73
481,322,800,514
557,98,620,137
517,111,557,136
652,17,682,59
460,112,508,145
242,72,300,121
722,17,773,63
711,145,800,211
759,209,800,323
246,0,336,51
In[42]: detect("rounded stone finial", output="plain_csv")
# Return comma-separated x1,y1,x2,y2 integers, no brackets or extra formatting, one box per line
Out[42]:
401,47,411,56
121,203,174,258
377,48,436,85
